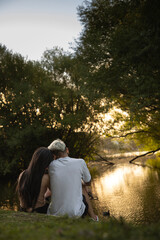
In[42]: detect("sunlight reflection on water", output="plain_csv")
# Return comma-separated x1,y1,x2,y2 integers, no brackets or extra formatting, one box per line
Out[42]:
92,163,160,224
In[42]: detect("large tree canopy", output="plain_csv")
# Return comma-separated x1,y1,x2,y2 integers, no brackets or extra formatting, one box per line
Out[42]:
76,0,160,149
0,45,100,177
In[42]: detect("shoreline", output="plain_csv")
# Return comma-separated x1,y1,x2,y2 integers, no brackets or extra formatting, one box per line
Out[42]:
88,151,156,174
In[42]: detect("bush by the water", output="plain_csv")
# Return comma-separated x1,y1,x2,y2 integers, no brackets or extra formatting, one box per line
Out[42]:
146,153,160,169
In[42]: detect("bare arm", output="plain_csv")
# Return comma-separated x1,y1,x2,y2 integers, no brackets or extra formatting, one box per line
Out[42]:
44,174,51,199
44,188,51,199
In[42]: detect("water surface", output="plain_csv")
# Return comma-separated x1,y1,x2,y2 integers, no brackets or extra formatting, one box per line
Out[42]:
92,163,160,224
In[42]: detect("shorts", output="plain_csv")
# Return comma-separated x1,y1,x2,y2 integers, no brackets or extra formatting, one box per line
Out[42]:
81,195,88,218
33,203,49,214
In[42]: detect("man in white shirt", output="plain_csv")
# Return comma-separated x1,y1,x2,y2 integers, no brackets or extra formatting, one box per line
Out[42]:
47,139,98,220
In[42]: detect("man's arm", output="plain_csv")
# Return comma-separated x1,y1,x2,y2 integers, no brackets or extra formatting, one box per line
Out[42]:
82,160,91,183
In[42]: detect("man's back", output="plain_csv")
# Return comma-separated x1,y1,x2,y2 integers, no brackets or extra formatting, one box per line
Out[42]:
48,156,91,217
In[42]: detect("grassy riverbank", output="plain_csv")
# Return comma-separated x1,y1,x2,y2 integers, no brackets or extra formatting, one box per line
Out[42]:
146,153,160,169
1,210,160,240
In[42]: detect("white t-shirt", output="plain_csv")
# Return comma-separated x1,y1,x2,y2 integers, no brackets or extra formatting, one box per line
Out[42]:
47,156,91,217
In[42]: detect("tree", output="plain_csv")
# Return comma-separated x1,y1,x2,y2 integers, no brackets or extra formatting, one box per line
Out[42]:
0,45,58,176
76,0,160,149
41,47,101,158
0,45,100,178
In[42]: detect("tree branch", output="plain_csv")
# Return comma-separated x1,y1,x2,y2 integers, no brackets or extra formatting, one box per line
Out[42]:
106,130,148,139
129,148,160,163
93,152,114,165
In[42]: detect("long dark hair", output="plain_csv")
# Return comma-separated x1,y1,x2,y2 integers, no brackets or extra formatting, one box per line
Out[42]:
17,147,53,209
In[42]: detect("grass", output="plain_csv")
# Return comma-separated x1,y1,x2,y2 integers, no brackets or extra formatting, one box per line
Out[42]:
1,210,160,240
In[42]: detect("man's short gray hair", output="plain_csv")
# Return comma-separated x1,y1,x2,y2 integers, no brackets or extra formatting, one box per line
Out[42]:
48,139,66,152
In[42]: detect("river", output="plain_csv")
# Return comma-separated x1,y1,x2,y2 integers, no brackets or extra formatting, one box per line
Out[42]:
91,161,160,224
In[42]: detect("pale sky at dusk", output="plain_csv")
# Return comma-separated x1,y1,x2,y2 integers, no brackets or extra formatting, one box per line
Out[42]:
0,0,84,61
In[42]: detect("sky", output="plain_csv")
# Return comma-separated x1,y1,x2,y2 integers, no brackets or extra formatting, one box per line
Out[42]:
0,0,84,61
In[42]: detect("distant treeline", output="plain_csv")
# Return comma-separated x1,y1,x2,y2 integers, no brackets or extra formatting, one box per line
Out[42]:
0,0,160,177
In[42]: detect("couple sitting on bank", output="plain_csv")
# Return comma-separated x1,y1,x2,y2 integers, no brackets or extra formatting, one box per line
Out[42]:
17,139,98,221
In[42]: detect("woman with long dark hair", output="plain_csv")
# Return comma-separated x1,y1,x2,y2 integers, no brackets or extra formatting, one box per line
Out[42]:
17,147,53,214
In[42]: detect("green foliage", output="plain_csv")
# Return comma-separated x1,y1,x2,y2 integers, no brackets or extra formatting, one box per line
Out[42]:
76,0,160,148
0,45,100,177
146,153,160,169
147,158,160,169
